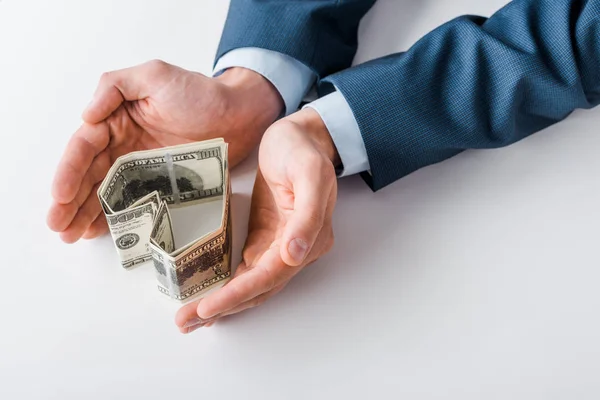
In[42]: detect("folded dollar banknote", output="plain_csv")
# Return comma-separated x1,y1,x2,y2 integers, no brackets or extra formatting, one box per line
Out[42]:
97,139,232,302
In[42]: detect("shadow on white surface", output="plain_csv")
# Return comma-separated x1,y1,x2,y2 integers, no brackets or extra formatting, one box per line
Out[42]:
2,0,600,399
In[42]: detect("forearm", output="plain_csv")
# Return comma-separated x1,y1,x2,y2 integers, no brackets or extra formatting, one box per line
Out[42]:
322,0,600,190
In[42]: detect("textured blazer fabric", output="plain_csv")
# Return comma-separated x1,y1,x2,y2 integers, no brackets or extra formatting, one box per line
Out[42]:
218,0,600,191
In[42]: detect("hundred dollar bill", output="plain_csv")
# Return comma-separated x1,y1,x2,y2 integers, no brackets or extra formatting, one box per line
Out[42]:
97,139,232,302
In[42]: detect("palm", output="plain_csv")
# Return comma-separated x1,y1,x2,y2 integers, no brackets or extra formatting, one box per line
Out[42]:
241,172,287,268
47,60,280,243
175,172,295,333
175,119,338,332
99,99,213,165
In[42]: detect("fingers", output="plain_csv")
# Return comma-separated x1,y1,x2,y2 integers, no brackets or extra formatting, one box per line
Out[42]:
48,150,111,232
81,213,108,239
47,200,79,233
82,59,176,124
175,282,287,334
196,246,292,320
280,161,334,267
59,183,102,243
174,260,252,333
199,226,333,328
184,316,219,334
51,122,110,205
176,309,222,334
53,60,169,203
188,283,287,332
218,282,287,318
175,299,204,333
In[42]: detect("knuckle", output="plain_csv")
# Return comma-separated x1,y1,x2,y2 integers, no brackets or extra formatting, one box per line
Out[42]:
241,248,254,266
251,296,267,309
226,283,245,305
269,119,297,134
263,268,277,292
99,71,113,84
146,59,169,74
263,121,296,146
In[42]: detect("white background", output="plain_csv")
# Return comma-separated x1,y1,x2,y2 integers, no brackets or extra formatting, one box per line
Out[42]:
1,0,599,399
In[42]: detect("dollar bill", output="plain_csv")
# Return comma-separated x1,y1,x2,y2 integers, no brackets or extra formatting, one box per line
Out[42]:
97,139,232,302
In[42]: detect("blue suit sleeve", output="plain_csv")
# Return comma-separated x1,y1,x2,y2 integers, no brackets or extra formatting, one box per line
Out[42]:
322,0,600,191
216,0,377,78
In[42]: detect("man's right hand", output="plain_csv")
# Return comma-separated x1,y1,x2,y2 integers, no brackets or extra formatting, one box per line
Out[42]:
47,60,283,244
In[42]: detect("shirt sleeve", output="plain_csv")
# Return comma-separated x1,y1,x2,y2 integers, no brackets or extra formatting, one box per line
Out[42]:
304,91,370,177
214,47,316,116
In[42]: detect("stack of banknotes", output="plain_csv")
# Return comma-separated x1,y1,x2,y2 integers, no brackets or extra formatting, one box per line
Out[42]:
97,139,232,302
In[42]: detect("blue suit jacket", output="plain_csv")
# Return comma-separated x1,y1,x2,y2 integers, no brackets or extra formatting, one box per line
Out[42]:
217,0,600,191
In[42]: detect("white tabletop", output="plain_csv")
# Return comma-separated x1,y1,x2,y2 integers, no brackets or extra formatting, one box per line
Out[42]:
2,1,599,399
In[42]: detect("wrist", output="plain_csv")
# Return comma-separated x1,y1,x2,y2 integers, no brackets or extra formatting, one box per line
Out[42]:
216,67,283,129
286,108,342,168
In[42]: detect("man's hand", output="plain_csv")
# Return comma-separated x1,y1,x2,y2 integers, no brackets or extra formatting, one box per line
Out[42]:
47,60,282,243
176,108,340,333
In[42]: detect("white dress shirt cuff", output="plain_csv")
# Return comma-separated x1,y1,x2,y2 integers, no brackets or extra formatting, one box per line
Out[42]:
304,91,370,177
214,47,316,116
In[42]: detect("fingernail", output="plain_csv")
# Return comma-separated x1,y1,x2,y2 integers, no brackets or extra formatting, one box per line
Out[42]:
288,238,308,263
183,317,205,329
187,324,203,334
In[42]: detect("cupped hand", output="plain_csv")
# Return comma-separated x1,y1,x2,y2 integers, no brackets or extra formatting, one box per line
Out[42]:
47,60,282,243
176,108,340,333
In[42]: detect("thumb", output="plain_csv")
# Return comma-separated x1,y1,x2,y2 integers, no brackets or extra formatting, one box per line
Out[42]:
279,168,331,267
82,59,174,123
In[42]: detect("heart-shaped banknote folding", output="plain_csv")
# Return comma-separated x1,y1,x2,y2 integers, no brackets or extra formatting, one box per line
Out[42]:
97,139,232,302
